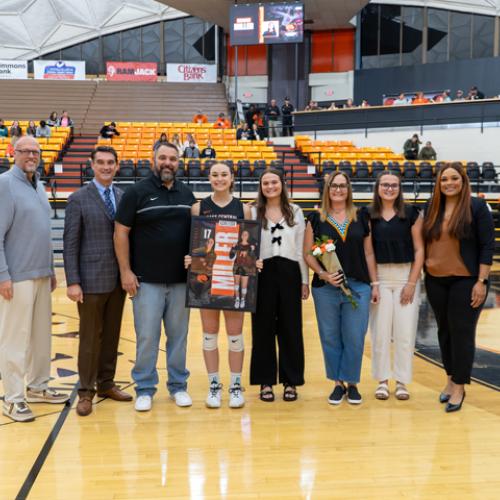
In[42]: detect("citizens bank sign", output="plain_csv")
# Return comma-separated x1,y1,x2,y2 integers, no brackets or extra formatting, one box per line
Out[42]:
166,63,217,83
0,60,28,79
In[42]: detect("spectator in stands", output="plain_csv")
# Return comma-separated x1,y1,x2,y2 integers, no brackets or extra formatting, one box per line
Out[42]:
26,121,37,137
251,123,260,141
153,133,169,151
328,102,338,110
193,110,208,124
467,86,485,100
360,99,370,108
183,133,197,151
100,122,120,140
183,140,200,159
305,100,320,111
419,141,437,161
281,97,294,137
245,105,257,128
265,99,281,138
344,98,355,109
412,92,430,104
10,121,22,138
171,133,183,155
0,119,8,138
5,136,18,157
236,122,251,141
454,90,465,101
434,90,451,103
393,93,409,106
36,120,52,138
213,112,230,129
201,139,216,159
58,110,73,128
47,111,58,127
403,134,421,160
252,110,266,139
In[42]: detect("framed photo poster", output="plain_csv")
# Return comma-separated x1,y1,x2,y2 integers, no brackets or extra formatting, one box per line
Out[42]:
186,216,261,312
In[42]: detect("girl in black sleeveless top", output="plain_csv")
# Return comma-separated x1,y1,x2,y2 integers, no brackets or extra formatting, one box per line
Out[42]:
185,162,253,410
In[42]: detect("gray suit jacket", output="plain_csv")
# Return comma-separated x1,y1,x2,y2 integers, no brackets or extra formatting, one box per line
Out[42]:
63,182,123,294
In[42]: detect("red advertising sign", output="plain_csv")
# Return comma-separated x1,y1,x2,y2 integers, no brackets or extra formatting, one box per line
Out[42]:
106,62,158,81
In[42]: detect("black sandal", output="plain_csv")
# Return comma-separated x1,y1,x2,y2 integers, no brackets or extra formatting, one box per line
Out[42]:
283,384,298,402
259,385,275,402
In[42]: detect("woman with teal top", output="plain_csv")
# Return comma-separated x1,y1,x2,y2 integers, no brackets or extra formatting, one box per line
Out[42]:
304,172,379,405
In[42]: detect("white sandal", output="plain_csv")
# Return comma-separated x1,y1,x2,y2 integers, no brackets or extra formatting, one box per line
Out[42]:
395,383,410,400
375,383,389,400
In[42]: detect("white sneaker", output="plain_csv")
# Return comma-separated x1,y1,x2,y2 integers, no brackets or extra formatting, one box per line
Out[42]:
228,384,245,408
3,401,35,422
235,297,240,308
135,395,152,412
240,298,245,309
206,383,223,408
171,391,192,407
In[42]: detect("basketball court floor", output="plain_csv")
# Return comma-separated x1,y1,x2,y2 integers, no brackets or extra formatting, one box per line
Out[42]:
1,267,499,499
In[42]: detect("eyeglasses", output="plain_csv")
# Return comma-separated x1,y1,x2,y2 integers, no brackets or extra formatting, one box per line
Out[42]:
15,149,41,156
380,183,399,190
329,183,348,191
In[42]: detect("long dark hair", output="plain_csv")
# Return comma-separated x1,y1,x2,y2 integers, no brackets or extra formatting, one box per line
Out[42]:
423,162,472,241
369,171,406,219
255,168,296,230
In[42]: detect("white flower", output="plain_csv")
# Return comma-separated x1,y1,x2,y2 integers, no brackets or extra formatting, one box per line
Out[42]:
312,247,323,256
325,243,336,252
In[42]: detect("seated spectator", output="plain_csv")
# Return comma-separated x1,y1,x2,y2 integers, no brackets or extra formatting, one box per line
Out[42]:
412,91,430,104
253,110,265,138
26,121,37,136
304,100,320,111
393,93,408,106
250,123,260,141
236,122,251,140
100,121,120,139
5,136,18,157
403,133,421,160
57,110,73,127
360,99,370,107
193,110,208,124
418,141,437,161
213,113,231,129
0,119,7,138
183,133,197,150
153,132,169,151
328,102,337,110
434,90,451,103
183,140,200,158
171,133,183,155
36,120,52,138
201,139,217,159
245,105,257,128
344,98,355,108
454,89,465,101
467,86,485,100
47,111,58,127
9,121,22,138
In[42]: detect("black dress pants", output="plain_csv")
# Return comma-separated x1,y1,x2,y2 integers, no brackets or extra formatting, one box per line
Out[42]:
425,274,485,384
250,257,304,386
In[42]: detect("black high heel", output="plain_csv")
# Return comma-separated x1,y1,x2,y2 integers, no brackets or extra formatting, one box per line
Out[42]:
439,392,451,404
445,392,465,413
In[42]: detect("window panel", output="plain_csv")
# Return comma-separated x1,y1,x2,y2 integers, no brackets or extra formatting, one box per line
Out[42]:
473,14,494,59
402,6,423,66
379,5,401,68
450,12,471,61
103,33,121,62
61,44,81,61
427,8,449,63
82,39,100,74
360,4,380,69
142,23,160,62
165,19,184,62
122,27,141,60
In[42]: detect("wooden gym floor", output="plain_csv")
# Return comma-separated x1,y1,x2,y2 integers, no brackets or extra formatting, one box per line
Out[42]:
1,267,500,499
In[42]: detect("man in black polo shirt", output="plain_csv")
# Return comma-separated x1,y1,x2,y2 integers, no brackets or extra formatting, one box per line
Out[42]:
114,142,195,412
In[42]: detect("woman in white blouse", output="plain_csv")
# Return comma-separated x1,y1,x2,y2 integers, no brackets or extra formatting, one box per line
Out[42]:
250,169,309,402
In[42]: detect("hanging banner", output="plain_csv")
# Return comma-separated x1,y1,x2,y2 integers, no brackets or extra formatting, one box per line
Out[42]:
166,63,217,83
106,61,158,81
34,60,86,80
186,216,261,312
0,60,28,79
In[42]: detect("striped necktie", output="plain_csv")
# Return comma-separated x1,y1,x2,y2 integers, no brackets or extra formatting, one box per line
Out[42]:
103,187,115,219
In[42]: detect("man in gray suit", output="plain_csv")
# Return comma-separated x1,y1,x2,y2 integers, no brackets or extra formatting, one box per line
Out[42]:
63,146,131,416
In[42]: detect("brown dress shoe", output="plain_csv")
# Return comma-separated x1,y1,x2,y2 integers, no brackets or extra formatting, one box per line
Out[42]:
97,386,133,402
76,397,93,416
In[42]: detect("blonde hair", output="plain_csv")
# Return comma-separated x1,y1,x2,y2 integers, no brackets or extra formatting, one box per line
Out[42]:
320,172,357,222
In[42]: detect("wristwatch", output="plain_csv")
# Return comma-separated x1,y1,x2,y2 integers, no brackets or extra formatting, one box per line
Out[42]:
478,277,489,285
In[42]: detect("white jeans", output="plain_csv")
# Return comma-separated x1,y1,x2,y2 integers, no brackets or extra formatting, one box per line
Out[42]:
0,278,52,403
369,263,420,384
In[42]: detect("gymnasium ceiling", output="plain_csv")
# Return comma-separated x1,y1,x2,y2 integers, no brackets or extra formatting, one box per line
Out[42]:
369,0,500,15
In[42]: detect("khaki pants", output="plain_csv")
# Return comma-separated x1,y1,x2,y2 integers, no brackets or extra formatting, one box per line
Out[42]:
0,278,52,403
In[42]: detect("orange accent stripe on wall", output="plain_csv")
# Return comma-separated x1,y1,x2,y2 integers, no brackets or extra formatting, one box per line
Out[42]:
311,31,334,73
333,29,355,73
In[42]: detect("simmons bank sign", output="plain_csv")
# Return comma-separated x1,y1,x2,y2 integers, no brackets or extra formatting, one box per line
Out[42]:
166,63,217,83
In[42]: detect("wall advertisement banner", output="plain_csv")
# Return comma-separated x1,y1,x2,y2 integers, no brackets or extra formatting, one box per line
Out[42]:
166,63,217,83
34,60,86,80
0,60,28,79
106,61,158,81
